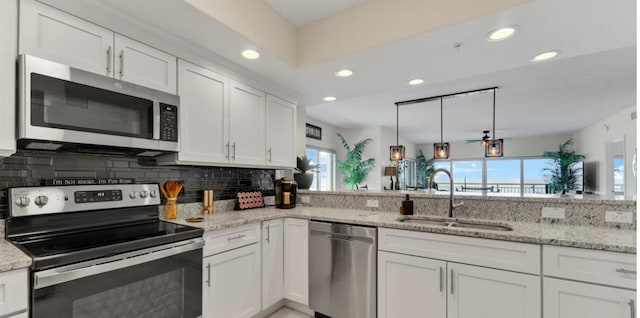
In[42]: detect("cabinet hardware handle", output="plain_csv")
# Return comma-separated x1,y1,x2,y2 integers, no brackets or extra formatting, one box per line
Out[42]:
267,148,272,162
450,269,454,295
206,263,211,287
630,299,636,318
266,224,270,243
617,268,637,275
119,50,124,78
439,267,444,292
225,142,230,159
106,46,112,74
227,234,245,241
231,142,236,160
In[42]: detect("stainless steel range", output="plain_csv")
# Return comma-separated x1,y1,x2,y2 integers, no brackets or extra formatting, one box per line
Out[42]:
5,184,204,318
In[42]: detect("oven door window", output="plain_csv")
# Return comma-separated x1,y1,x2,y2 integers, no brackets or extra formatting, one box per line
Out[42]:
30,73,154,139
33,249,202,318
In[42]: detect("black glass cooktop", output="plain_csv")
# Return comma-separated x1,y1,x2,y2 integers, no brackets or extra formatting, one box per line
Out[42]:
11,220,202,270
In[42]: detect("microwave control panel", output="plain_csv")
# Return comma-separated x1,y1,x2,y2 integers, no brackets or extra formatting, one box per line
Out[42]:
159,104,178,142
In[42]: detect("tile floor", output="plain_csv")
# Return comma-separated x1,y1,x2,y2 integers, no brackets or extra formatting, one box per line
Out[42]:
267,307,313,318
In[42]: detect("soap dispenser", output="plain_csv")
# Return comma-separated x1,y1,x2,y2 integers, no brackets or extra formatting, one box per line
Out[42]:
401,194,414,215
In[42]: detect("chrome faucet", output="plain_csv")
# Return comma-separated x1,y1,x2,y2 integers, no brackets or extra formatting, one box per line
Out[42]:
428,168,464,218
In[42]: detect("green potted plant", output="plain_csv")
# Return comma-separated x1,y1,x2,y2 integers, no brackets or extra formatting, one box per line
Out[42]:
336,133,376,189
294,155,320,190
542,139,585,193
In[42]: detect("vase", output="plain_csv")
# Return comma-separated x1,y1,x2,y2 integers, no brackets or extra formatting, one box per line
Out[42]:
294,173,314,190
164,198,177,219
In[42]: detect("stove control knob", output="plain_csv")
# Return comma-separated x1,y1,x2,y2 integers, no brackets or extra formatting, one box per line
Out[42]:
129,191,137,199
34,195,48,208
15,196,30,207
139,191,148,199
149,190,157,198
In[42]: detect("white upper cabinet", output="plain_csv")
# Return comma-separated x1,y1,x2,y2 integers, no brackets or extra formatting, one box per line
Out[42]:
20,0,114,76
19,0,177,94
266,94,296,168
0,0,18,158
229,80,266,166
114,34,176,94
163,59,228,164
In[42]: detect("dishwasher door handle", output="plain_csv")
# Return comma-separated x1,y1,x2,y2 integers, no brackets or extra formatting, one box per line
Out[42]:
324,234,353,242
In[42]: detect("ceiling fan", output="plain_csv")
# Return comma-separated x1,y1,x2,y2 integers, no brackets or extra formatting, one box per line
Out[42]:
465,130,512,144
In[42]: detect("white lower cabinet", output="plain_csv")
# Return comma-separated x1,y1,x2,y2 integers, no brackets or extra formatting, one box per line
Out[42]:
203,243,262,318
0,268,29,318
448,262,540,318
544,277,635,318
378,251,446,318
283,218,309,305
262,218,285,310
378,228,541,318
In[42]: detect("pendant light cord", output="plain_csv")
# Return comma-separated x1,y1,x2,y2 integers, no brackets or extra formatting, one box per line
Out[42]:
492,88,496,140
440,97,444,143
396,104,399,146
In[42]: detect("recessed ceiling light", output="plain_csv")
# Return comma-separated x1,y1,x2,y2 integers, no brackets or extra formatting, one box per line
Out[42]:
408,78,424,86
335,69,353,77
241,49,260,60
323,96,337,102
531,50,559,62
488,27,516,41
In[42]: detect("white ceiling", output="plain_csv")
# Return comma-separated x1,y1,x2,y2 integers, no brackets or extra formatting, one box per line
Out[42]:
263,0,367,27
44,0,637,145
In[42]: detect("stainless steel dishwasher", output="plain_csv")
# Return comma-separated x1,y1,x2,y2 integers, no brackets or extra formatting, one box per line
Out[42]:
309,221,377,318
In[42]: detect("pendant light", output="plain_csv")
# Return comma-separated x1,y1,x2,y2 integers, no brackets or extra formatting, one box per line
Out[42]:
485,88,504,157
433,97,450,159
390,104,405,162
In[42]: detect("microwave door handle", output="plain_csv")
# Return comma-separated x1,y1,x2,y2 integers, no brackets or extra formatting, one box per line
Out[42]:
153,102,160,140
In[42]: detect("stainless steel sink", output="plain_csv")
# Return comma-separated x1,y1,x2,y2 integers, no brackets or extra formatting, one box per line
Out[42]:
397,216,513,231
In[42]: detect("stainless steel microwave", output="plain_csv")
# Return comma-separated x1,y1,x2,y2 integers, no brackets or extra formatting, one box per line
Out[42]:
18,54,179,155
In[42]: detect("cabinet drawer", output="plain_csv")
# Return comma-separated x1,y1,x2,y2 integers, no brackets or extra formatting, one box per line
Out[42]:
379,228,540,274
0,268,28,317
543,245,636,289
203,223,261,256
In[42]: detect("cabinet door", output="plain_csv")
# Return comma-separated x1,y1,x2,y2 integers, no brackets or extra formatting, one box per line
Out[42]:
203,244,261,318
0,0,17,157
448,262,541,318
283,218,309,305
229,80,266,166
19,0,114,76
262,218,285,309
0,268,29,317
378,251,446,318
265,94,296,168
175,60,229,164
114,34,177,94
544,277,635,318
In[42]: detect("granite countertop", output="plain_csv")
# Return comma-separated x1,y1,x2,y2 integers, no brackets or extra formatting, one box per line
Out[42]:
298,189,636,205
165,206,637,254
0,239,32,272
1,205,635,273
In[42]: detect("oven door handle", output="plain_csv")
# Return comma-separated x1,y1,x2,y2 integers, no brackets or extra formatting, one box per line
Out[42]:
34,238,204,289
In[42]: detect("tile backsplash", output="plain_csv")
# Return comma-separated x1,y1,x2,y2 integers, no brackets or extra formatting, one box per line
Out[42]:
0,150,276,218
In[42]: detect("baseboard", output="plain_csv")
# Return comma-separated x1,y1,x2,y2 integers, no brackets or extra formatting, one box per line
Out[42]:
284,300,315,316
253,299,285,318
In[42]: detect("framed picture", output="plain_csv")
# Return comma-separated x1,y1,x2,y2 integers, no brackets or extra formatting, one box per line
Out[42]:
306,123,322,140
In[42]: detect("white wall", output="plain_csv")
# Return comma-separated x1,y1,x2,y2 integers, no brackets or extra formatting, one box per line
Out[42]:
335,126,382,191
296,107,342,156
416,133,575,160
575,106,637,199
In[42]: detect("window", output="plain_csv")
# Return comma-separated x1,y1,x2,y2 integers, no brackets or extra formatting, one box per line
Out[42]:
614,156,624,193
429,157,577,197
305,146,336,191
